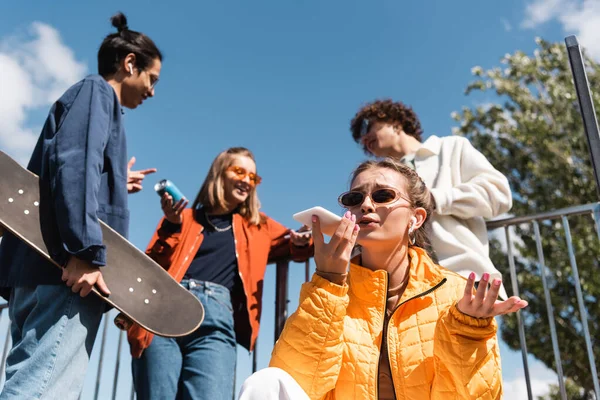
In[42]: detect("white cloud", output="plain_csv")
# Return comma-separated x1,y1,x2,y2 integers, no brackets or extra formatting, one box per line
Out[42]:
522,0,600,59
503,376,553,399
0,22,87,165
522,0,567,28
501,19,513,32
503,361,557,399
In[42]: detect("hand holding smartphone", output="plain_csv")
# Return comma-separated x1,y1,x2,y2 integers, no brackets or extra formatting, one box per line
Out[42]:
293,206,342,237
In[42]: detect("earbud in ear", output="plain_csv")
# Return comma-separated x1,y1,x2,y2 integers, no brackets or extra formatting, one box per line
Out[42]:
128,63,134,75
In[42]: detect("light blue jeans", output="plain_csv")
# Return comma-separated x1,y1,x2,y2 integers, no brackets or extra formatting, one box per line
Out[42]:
132,279,237,400
0,284,105,399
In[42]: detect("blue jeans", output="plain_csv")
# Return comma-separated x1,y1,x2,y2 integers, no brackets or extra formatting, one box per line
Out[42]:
132,280,237,400
0,284,105,399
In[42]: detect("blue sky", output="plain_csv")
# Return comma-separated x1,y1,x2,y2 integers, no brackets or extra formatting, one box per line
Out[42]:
1,0,597,398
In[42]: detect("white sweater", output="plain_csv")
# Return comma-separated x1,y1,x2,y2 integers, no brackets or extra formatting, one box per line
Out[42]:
413,135,512,299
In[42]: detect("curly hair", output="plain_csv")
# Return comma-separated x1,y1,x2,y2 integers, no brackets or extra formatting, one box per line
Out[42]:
350,99,423,150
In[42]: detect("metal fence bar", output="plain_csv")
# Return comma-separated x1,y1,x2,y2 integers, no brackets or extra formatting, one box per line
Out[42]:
274,260,290,342
504,226,533,400
111,329,124,400
0,323,10,382
593,204,600,245
252,345,257,374
305,260,310,283
0,306,4,384
94,316,109,400
487,203,599,229
533,221,567,400
561,216,600,396
565,35,600,199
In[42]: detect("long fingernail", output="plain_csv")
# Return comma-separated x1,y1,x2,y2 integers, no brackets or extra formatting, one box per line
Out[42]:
493,279,501,286
469,272,475,280
312,215,317,222
482,273,490,281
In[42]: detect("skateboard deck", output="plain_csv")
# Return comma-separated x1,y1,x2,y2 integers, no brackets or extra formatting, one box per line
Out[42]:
0,151,204,337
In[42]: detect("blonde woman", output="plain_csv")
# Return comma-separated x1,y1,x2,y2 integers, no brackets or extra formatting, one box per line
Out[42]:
128,147,312,400
240,159,526,400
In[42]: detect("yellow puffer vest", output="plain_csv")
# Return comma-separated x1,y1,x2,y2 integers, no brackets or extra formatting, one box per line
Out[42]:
270,247,502,399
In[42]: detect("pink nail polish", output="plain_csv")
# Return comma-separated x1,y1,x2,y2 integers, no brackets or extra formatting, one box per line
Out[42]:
469,272,475,280
494,279,501,286
312,215,317,222
354,224,360,232
482,273,490,281
345,211,351,218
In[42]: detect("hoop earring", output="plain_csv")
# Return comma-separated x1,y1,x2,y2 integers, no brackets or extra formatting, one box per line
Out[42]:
409,231,416,246
408,224,416,246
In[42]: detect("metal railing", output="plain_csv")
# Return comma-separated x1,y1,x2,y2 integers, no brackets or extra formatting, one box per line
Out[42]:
0,202,598,399
486,202,600,400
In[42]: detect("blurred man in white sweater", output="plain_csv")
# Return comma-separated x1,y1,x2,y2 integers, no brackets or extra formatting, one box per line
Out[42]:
350,99,512,298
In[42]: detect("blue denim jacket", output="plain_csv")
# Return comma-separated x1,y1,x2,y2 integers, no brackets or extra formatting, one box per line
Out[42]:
0,75,129,292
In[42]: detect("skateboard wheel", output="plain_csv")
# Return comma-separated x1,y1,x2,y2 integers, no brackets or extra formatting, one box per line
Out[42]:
114,314,133,330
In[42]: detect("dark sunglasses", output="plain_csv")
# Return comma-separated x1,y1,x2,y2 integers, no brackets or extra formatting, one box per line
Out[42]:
338,187,409,208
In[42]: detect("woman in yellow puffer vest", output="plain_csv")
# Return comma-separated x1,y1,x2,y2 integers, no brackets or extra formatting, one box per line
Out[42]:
240,159,528,400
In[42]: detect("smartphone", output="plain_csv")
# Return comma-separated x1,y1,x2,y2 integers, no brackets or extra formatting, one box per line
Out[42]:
293,206,342,237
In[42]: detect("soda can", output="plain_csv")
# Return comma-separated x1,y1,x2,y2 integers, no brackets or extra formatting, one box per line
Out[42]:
154,179,185,203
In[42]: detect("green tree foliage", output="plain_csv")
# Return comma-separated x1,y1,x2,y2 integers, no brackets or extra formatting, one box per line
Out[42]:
452,38,600,397
541,378,590,400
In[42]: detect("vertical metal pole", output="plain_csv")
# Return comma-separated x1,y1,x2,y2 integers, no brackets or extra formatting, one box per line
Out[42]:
593,204,600,244
305,260,310,283
111,329,124,400
533,221,567,400
274,260,289,342
565,36,600,199
561,216,600,396
94,316,109,400
232,369,236,400
0,322,11,382
252,345,257,373
505,226,533,400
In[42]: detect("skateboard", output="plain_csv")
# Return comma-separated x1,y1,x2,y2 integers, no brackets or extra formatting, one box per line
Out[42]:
0,151,204,337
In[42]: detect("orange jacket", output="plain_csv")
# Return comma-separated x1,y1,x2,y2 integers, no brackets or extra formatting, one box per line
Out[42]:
269,247,502,399
127,208,313,358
